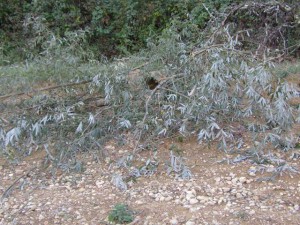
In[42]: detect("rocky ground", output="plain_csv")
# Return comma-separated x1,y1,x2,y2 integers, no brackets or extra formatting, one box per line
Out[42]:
1,138,300,225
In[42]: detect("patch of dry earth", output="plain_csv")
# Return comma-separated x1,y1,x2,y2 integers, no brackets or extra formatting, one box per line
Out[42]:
1,138,300,225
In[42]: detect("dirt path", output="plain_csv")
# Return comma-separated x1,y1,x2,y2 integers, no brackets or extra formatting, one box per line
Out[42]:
1,138,300,225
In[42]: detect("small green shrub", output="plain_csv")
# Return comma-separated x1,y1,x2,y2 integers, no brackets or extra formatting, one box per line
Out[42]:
108,204,134,224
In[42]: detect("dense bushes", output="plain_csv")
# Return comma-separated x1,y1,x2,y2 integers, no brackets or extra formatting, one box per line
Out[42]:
1,0,299,62
1,0,240,60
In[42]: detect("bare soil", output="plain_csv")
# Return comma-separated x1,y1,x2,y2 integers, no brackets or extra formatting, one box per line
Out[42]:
1,137,300,225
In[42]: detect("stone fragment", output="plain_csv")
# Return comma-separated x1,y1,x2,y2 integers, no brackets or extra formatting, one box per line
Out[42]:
196,196,209,202
232,178,238,185
249,210,255,215
135,200,143,205
170,218,178,225
95,180,104,188
165,196,173,202
186,221,195,225
215,177,221,183
39,214,45,221
239,177,247,184
236,193,243,199
223,187,231,193
189,198,199,205
186,194,194,201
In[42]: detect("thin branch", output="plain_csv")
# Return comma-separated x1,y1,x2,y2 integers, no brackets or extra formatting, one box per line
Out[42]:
1,166,37,201
207,3,245,42
190,44,224,57
0,61,151,101
131,62,149,71
0,80,92,101
133,79,168,153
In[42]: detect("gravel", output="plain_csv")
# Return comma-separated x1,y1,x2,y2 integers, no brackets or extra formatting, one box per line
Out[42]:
1,150,300,225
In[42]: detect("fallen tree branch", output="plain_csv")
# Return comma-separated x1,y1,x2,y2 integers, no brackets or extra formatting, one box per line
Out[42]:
0,80,93,101
0,62,151,101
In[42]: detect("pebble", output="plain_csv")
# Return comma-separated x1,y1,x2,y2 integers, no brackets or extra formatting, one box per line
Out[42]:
249,210,256,215
232,178,238,185
215,177,221,183
249,172,256,176
95,180,104,188
38,214,45,221
165,196,173,201
239,177,247,184
1,149,298,225
196,196,209,201
170,218,178,225
189,198,199,205
174,199,181,204
135,200,144,205
223,187,231,193
218,197,225,205
186,194,194,200
15,169,23,175
236,193,243,199
186,221,195,225
260,206,268,210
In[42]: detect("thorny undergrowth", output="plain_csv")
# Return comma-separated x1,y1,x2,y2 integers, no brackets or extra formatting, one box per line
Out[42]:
0,1,299,189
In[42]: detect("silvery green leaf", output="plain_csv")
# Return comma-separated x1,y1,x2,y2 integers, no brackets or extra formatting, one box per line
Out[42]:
146,159,151,166
19,119,28,129
158,128,167,136
111,174,127,191
119,119,132,129
209,122,220,131
258,97,267,106
32,122,42,136
40,114,50,125
179,124,186,134
5,127,21,146
104,80,113,103
88,113,95,125
216,129,228,139
198,129,211,141
167,94,177,101
181,166,192,180
129,168,141,177
177,103,187,114
75,122,83,134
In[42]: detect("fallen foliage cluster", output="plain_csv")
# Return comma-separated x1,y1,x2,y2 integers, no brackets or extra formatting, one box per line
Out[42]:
0,1,299,178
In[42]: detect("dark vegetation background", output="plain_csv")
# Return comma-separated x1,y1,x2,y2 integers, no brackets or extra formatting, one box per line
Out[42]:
1,0,298,61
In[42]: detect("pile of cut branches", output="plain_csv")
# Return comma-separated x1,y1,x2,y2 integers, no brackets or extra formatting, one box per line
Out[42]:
0,1,299,173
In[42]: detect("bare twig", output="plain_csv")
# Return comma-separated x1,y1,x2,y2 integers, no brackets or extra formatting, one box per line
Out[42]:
1,166,37,201
0,116,9,124
131,62,149,71
207,3,244,42
132,79,168,153
190,44,224,57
